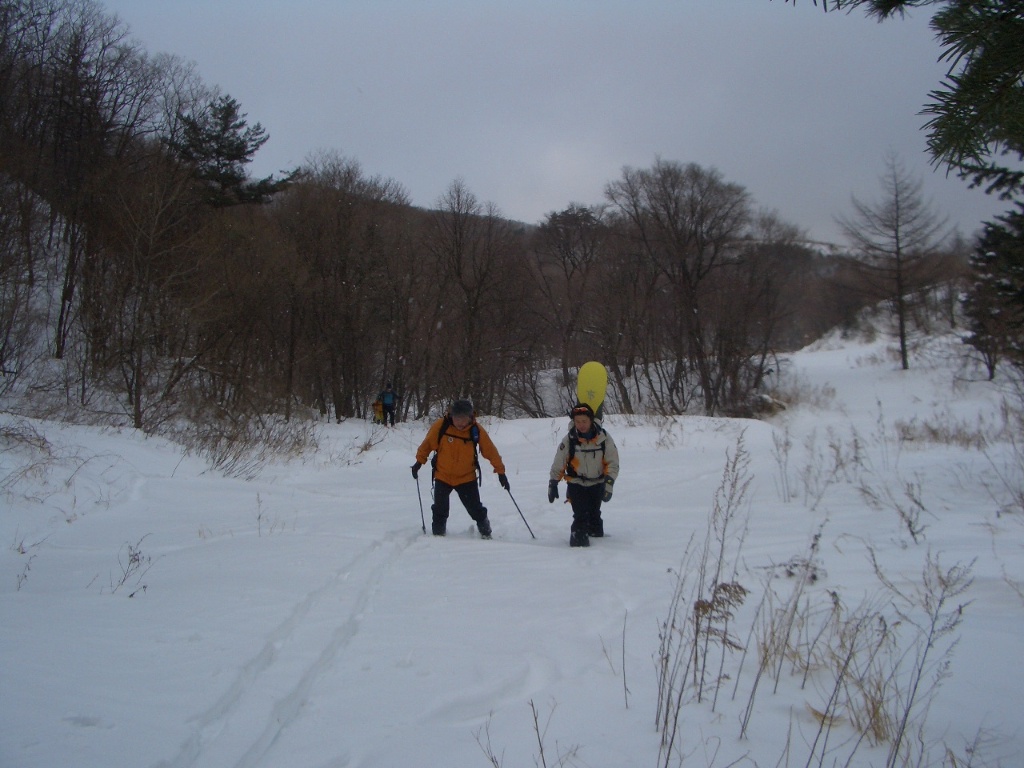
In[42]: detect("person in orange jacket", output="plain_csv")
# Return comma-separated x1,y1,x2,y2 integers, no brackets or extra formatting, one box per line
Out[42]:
411,399,509,538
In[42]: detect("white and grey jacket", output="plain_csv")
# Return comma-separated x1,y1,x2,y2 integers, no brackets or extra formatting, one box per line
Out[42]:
549,426,619,487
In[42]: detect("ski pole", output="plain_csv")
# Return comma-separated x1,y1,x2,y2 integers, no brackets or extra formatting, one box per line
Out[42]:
505,487,535,539
415,475,426,534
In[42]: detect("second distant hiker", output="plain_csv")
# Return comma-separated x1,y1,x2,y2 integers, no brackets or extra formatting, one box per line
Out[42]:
379,383,399,426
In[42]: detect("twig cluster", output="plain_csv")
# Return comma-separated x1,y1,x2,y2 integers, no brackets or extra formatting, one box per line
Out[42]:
473,700,581,768
172,412,318,479
107,534,156,597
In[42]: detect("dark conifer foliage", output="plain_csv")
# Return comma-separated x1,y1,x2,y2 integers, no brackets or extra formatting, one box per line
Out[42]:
784,0,1024,198
167,95,293,207
962,204,1024,378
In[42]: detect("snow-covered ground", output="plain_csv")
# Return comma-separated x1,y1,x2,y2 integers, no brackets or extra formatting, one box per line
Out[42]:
3,334,1023,767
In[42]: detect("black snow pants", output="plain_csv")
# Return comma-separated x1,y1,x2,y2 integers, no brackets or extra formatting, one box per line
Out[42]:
432,480,487,531
566,482,604,536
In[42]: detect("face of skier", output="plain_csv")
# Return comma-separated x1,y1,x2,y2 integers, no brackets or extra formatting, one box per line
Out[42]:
573,414,593,433
452,413,472,430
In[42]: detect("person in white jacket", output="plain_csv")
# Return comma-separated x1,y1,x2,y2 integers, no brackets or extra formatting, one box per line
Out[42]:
548,402,620,547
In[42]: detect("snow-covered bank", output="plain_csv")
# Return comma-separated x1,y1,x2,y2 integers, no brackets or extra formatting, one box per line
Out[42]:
3,336,1023,767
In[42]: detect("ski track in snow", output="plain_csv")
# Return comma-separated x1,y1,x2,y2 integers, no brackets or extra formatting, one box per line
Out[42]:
152,529,418,768
421,652,561,726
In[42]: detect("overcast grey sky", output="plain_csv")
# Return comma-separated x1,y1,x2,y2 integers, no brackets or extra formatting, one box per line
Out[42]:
102,0,1012,246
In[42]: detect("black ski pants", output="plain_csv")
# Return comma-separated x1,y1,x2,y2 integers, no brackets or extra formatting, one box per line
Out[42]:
566,482,604,536
432,479,487,528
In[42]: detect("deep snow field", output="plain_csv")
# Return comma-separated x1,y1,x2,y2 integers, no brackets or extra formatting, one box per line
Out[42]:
3,333,1023,768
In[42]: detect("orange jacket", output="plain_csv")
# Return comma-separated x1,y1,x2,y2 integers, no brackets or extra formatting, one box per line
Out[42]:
416,417,506,487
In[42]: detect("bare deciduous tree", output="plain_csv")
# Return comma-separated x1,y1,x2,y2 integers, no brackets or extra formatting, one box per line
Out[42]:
425,179,525,412
100,146,204,429
0,178,45,392
605,159,756,414
530,204,608,389
837,153,950,369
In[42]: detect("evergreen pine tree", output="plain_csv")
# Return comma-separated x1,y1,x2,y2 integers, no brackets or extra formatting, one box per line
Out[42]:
963,204,1024,378
168,95,292,207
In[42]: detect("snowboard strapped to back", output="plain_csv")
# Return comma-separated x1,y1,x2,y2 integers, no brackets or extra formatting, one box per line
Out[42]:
576,361,608,417
565,361,609,480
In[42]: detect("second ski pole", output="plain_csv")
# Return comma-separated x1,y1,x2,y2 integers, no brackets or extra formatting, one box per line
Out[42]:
414,473,426,534
505,488,535,539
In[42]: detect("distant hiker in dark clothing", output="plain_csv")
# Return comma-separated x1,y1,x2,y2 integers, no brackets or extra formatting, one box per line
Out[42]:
411,399,509,538
379,383,398,426
548,402,620,547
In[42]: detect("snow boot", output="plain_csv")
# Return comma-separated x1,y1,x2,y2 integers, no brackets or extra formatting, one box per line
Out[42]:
432,521,446,536
570,530,590,548
477,516,492,539
589,520,604,538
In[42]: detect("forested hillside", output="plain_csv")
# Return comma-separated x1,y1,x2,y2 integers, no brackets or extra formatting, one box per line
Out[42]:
1,0,972,446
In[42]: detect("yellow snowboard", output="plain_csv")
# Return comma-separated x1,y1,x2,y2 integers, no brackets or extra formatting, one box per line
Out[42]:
576,361,608,414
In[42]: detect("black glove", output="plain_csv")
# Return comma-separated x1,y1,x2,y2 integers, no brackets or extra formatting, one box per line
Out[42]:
602,477,614,503
548,480,559,503
411,462,421,480
498,473,510,491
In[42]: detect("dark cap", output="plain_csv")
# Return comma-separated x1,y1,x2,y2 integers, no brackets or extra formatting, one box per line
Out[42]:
450,399,473,417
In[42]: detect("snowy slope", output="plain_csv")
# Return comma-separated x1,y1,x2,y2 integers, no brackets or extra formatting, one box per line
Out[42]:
2,334,1023,767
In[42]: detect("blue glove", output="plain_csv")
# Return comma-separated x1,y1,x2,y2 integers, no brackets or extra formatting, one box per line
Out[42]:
411,462,421,480
499,474,510,490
